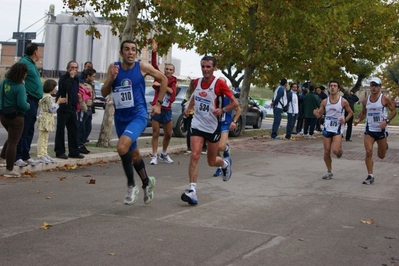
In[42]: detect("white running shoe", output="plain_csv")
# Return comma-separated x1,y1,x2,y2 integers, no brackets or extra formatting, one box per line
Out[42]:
45,155,55,163
26,158,41,166
14,159,28,167
159,153,173,164
143,176,156,204
124,186,139,205
150,155,158,165
4,169,21,178
0,158,6,167
38,156,51,164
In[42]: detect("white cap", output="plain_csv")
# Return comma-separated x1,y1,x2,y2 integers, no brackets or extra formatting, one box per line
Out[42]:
370,77,382,85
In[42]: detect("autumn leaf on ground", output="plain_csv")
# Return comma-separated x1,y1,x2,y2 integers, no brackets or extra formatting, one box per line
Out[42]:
87,179,96,184
59,176,66,181
22,170,37,178
65,164,78,170
40,222,53,230
298,238,305,241
108,253,116,256
84,174,92,177
36,190,41,194
45,196,51,199
360,219,374,224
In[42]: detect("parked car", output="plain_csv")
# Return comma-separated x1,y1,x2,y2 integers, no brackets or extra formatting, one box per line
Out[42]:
93,80,107,110
229,92,265,137
145,85,189,137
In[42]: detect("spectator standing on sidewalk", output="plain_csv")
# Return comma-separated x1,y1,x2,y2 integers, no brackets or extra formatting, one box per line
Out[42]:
78,61,93,83
342,88,359,141
354,77,397,185
54,61,85,160
303,85,320,139
181,56,238,205
285,83,299,140
313,80,353,180
270,78,288,139
296,86,306,134
149,41,177,165
0,63,30,177
36,79,66,163
15,43,43,167
77,68,96,154
101,40,167,205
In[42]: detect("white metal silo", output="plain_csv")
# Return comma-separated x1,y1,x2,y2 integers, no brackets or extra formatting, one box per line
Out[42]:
76,24,92,68
108,32,120,65
55,12,73,24
58,24,78,71
91,25,111,75
43,23,61,76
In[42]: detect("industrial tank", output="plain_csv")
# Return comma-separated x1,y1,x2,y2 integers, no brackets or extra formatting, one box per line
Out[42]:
91,25,111,74
55,12,73,24
58,24,77,71
76,24,92,68
42,23,61,76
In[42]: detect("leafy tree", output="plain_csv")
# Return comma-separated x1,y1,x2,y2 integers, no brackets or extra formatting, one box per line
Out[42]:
63,0,399,118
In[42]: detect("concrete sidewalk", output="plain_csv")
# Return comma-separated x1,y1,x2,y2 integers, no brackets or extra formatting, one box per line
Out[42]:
0,128,398,265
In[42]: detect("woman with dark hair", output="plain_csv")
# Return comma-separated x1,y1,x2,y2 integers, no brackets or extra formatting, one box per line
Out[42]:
0,63,31,177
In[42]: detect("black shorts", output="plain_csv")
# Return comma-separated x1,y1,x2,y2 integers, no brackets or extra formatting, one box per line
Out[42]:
190,128,221,143
365,130,388,141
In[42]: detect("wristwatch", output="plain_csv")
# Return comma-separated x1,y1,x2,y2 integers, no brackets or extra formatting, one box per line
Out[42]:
233,120,237,124
157,99,163,105
222,107,227,113
385,119,390,124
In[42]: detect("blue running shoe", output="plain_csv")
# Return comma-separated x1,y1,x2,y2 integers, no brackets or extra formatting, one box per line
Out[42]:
223,143,230,158
222,157,232,181
181,189,198,205
213,167,222,177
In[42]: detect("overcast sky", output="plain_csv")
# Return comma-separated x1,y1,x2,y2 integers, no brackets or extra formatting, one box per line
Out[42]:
0,0,222,78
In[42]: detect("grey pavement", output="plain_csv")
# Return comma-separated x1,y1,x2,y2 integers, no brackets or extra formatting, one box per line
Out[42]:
0,125,399,266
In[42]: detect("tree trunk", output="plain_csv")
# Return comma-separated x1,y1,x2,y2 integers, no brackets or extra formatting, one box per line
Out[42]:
96,96,114,147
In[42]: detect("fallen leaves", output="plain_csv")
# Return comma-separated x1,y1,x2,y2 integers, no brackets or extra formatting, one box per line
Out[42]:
40,222,53,230
108,253,116,256
360,219,374,225
87,179,96,184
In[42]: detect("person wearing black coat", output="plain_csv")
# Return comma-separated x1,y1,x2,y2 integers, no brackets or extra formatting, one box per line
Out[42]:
342,88,359,141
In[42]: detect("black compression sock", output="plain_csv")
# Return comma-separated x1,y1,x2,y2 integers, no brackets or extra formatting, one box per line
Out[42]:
120,152,134,187
133,159,149,188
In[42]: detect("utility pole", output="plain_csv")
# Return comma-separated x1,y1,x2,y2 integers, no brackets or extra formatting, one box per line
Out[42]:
14,0,23,62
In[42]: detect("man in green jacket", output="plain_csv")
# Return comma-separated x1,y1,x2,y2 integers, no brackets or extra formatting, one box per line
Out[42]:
15,43,43,167
303,85,320,139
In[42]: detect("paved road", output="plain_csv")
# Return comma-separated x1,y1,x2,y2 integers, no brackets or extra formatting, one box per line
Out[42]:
0,128,398,265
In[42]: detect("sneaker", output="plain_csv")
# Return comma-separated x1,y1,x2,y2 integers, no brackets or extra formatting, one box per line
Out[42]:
271,136,281,140
298,130,304,135
3,169,21,178
124,186,139,204
14,159,28,167
303,134,309,138
201,148,207,155
45,155,55,163
159,153,174,164
223,143,230,158
26,158,41,166
337,148,343,158
309,135,316,139
322,171,333,180
185,148,192,154
181,189,198,205
362,175,374,185
213,167,222,177
0,158,6,167
222,157,232,181
150,155,158,165
143,176,156,204
38,156,51,164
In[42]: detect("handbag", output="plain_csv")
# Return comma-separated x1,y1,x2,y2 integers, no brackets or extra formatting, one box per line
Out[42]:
1,83,18,119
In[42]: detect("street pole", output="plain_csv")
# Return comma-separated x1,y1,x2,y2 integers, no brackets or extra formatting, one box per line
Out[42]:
15,0,23,62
